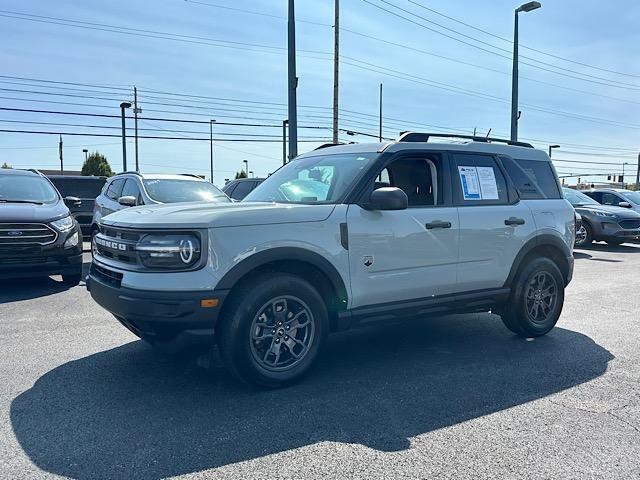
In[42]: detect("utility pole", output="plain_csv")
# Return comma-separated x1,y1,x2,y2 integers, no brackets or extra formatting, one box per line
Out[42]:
635,151,640,190
379,83,383,142
133,86,141,172
120,101,131,172
287,0,298,159
58,135,63,175
332,0,339,144
282,120,288,165
209,120,216,183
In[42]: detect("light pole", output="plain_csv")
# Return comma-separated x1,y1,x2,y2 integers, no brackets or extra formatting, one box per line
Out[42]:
511,1,541,142
243,160,249,177
82,148,88,162
249,170,254,178
287,0,298,159
282,120,288,165
120,101,132,172
548,144,560,158
209,119,216,183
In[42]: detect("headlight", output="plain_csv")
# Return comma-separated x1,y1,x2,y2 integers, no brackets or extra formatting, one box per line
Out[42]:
51,215,74,232
64,231,79,248
590,210,616,218
136,234,201,270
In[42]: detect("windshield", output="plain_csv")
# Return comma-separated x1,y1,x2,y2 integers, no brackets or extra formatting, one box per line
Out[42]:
143,179,230,203
51,178,105,199
0,175,59,204
620,191,640,204
563,188,599,206
244,152,377,204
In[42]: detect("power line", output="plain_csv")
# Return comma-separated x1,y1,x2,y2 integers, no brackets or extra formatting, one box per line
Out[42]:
406,0,640,79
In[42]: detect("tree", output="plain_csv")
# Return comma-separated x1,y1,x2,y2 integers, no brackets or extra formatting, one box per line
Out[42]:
235,170,248,179
81,152,113,177
1,162,11,169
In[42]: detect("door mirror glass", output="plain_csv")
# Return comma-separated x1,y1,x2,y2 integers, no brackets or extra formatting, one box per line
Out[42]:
366,187,408,211
63,196,81,206
118,195,137,207
619,201,632,208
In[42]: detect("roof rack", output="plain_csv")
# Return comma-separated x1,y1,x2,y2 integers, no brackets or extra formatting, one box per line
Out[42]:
397,132,534,148
114,171,143,177
314,142,345,150
178,173,206,179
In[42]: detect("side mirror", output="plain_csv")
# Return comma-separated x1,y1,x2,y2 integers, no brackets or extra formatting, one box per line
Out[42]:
118,195,137,207
365,187,408,211
618,201,632,208
64,196,81,207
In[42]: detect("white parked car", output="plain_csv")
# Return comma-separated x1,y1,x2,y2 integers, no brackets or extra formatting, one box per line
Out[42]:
87,133,575,387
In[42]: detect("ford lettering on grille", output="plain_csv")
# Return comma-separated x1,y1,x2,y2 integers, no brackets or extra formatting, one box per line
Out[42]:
96,237,129,251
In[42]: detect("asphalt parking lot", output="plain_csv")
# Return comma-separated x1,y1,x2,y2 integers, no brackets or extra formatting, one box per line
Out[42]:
1,243,639,479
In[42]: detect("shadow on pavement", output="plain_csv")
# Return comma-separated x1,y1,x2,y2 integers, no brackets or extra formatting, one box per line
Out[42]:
11,314,613,479
578,243,640,253
0,261,91,303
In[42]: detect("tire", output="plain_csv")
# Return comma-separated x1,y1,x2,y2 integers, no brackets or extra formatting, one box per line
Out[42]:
574,222,593,248
500,257,565,337
62,271,82,286
218,273,328,388
605,239,624,246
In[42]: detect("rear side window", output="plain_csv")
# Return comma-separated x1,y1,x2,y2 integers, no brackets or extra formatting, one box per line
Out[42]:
503,158,561,199
452,154,509,205
105,178,125,200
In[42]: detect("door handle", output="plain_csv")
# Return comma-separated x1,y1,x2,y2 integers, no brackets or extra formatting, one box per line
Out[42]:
425,220,452,230
504,217,525,226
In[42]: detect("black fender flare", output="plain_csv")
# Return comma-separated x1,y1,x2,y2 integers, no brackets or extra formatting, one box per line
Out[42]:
504,234,572,287
214,247,349,310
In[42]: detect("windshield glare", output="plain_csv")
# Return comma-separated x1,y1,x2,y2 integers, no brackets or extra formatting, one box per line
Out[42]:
0,175,59,204
563,188,599,206
143,179,230,203
243,152,377,204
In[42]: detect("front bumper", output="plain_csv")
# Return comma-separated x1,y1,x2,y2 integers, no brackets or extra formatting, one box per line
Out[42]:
86,263,228,351
591,220,640,242
0,227,83,279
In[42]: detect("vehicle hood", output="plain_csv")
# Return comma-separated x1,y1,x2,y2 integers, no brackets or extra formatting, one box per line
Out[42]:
574,204,640,218
0,201,68,223
101,201,336,229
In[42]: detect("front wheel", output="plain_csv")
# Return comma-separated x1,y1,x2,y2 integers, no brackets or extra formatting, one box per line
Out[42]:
574,222,592,248
501,257,565,337
218,273,328,388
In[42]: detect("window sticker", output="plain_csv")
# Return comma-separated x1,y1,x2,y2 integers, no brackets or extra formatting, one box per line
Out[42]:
458,166,499,200
476,166,499,200
458,166,481,200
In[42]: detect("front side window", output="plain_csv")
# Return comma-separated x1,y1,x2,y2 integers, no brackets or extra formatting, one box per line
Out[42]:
142,179,229,203
373,156,442,207
120,179,142,203
601,192,624,206
0,175,59,204
244,152,377,204
106,178,125,200
229,181,255,200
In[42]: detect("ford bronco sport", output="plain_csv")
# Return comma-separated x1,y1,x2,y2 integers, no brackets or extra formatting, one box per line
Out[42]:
87,133,575,387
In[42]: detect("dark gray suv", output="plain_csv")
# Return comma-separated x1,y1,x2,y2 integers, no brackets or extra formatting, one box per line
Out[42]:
563,188,640,247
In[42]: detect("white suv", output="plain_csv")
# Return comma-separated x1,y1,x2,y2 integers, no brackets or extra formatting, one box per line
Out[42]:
87,134,575,387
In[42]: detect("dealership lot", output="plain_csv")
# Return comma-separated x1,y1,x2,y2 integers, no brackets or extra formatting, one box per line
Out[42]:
1,244,639,479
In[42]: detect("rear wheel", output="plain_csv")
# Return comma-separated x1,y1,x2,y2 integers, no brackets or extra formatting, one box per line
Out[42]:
574,222,592,247
501,257,565,337
218,273,328,387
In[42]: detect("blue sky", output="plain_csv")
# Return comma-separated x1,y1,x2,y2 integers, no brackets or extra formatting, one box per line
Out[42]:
1,0,639,185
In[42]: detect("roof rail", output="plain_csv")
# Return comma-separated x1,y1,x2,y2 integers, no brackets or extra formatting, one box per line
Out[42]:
26,168,45,176
397,132,534,148
313,142,345,150
115,171,143,177
178,173,206,179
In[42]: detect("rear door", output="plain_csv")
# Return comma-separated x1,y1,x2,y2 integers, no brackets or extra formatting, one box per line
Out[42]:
452,153,536,292
347,151,460,308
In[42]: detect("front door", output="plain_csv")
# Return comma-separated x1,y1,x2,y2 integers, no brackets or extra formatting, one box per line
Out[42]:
347,153,459,309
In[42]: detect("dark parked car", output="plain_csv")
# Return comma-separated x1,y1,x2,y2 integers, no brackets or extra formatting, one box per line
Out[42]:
48,175,106,237
222,178,264,200
563,188,640,247
0,169,83,284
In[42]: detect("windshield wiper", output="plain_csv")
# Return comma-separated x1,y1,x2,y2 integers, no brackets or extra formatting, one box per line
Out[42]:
0,199,44,205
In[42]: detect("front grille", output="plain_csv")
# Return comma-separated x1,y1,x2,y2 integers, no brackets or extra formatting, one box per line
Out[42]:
619,220,640,230
0,223,57,246
95,226,140,265
91,263,123,288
